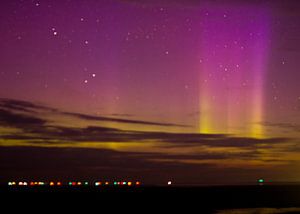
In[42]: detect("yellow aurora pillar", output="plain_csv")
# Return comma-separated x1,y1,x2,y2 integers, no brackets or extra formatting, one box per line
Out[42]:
249,70,265,139
198,4,270,138
199,98,212,134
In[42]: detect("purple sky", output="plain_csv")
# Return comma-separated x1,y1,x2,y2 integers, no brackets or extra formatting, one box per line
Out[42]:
0,0,300,185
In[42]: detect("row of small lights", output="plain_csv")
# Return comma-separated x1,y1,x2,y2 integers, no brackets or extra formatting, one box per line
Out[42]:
95,181,141,186
8,181,142,186
9,180,266,186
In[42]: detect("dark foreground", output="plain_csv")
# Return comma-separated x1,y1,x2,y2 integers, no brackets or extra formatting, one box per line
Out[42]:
2,185,300,213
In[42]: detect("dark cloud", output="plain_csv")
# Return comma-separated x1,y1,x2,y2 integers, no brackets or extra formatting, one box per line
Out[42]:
154,133,287,148
0,98,57,113
0,109,46,128
63,111,190,127
138,151,263,161
262,122,300,132
0,98,189,128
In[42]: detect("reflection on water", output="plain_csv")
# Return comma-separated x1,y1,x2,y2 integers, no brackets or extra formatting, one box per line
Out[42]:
216,207,300,214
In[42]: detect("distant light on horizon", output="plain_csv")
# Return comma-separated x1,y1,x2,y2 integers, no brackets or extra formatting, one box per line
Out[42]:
95,182,101,186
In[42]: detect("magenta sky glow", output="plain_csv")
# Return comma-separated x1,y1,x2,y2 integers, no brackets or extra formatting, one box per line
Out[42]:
0,0,299,185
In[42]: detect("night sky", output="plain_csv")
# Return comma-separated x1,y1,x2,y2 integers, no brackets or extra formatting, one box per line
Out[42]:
0,0,300,185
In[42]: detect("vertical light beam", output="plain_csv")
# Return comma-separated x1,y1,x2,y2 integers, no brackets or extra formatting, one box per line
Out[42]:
199,3,270,138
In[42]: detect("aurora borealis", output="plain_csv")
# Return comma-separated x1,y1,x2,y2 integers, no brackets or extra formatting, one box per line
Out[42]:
198,3,270,137
0,0,300,185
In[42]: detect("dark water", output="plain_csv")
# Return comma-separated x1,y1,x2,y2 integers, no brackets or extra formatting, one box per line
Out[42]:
2,185,300,213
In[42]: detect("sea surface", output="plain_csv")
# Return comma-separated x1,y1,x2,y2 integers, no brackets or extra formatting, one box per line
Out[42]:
2,185,300,213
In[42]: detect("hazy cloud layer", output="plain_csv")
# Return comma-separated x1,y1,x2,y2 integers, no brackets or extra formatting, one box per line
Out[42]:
262,122,300,133
0,98,288,149
0,98,299,184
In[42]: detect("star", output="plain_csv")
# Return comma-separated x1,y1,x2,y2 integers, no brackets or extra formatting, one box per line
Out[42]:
165,51,169,55
51,28,57,36
85,40,89,45
92,74,96,77
84,80,88,84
